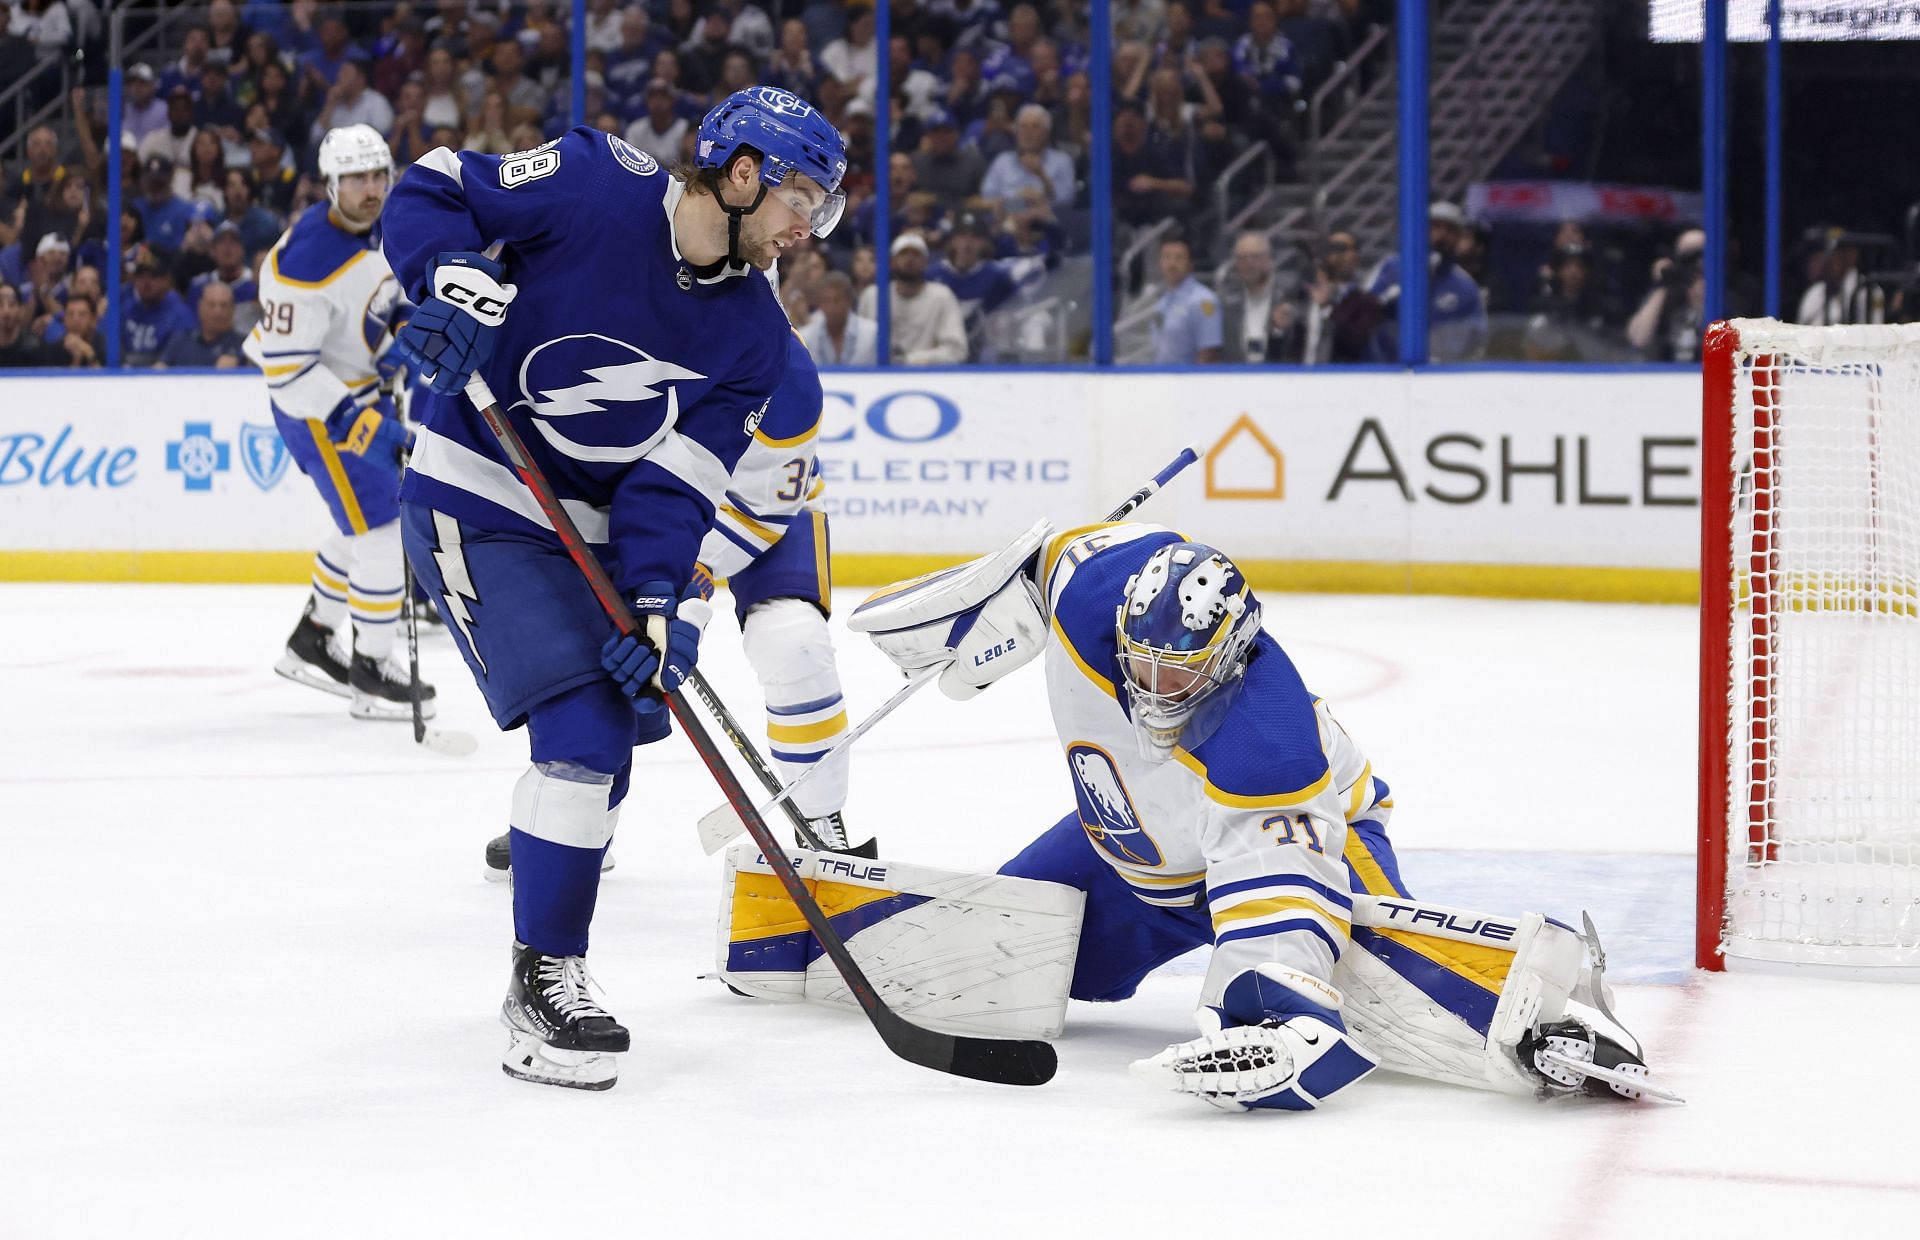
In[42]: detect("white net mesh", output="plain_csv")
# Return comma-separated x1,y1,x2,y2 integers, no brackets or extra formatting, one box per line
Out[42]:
1720,320,1920,969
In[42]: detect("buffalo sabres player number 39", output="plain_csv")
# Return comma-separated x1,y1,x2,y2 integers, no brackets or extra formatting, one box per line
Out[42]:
382,87,847,1090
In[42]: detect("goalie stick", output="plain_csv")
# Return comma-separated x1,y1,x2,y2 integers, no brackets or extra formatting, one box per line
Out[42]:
693,441,1206,855
682,668,838,853
465,372,1056,1088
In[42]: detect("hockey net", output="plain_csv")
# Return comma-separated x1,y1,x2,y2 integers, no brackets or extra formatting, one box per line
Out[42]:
1699,318,1920,976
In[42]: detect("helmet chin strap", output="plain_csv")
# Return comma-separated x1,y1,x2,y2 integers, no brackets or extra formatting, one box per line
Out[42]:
716,181,769,269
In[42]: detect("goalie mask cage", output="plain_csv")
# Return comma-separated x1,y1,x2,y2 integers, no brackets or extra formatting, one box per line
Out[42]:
1699,318,1920,977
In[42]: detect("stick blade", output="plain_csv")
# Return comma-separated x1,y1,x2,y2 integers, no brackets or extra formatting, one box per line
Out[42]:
697,802,746,854
875,1008,1058,1086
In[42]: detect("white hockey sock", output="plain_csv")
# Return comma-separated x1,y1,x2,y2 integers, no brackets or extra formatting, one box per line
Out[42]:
309,531,353,632
346,521,404,661
743,598,849,819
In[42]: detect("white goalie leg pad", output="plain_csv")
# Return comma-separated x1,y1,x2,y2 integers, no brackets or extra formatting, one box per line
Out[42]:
1336,895,1587,1095
1130,995,1379,1112
848,519,1053,700
714,843,1084,1038
510,761,618,850
742,598,850,816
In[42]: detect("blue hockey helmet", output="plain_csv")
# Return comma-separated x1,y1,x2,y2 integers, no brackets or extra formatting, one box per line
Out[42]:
1114,542,1262,760
696,86,848,238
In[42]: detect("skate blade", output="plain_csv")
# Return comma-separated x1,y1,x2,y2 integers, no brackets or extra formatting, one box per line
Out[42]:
350,693,438,721
274,656,351,699
1536,1048,1685,1104
500,1028,618,1091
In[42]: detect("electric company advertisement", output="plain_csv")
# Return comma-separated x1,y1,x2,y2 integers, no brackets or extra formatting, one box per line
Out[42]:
0,369,1702,597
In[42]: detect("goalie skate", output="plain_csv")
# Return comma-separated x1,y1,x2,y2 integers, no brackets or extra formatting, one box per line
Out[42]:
500,943,628,1091
274,601,351,698
1521,1019,1685,1104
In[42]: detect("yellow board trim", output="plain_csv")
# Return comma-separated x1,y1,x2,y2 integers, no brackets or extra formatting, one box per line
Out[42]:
0,550,1702,603
766,711,849,745
271,245,369,290
1373,925,1512,993
305,420,368,534
1211,895,1351,937
1172,747,1332,810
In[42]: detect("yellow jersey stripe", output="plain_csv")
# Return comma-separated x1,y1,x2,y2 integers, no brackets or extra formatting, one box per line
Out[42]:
1346,761,1374,820
1342,828,1400,897
1051,614,1115,695
1118,868,1207,888
311,563,349,593
1171,747,1333,810
721,504,780,543
1211,895,1352,937
349,597,405,615
766,711,849,745
271,245,369,289
304,421,368,534
260,361,307,377
755,422,819,449
811,510,830,608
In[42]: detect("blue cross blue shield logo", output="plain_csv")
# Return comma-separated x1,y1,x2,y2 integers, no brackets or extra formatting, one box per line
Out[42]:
165,421,231,492
238,423,289,491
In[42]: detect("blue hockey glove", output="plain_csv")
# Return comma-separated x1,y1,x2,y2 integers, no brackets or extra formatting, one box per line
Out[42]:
394,252,518,395
326,396,411,469
600,581,713,720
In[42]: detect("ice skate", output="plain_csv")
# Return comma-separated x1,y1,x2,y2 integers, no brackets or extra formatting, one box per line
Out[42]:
1519,1018,1683,1104
801,811,878,858
348,649,436,721
483,832,614,884
273,600,351,698
500,942,628,1091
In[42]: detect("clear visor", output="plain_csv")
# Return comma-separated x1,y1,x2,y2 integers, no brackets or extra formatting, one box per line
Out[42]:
771,176,846,238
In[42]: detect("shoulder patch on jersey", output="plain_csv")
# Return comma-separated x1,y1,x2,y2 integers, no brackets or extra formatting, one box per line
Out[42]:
1067,743,1165,867
607,134,658,177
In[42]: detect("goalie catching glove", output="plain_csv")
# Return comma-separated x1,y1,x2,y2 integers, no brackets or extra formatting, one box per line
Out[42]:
848,520,1053,701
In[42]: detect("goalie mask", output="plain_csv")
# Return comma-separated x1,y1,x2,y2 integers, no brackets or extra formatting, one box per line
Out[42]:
1115,542,1261,760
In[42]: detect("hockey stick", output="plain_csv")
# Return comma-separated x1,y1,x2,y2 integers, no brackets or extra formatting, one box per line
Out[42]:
388,380,476,758
693,441,1206,856
465,372,1056,1088
682,668,835,852
694,665,936,855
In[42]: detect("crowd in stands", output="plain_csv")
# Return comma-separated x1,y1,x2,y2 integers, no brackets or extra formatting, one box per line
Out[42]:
3,0,1916,369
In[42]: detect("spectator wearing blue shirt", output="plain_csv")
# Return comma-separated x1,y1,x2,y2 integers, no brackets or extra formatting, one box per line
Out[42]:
980,104,1078,214
1111,104,1193,228
158,279,247,368
297,12,368,90
123,247,198,367
123,64,171,144
133,156,209,256
160,26,214,99
1365,202,1489,363
978,3,1044,97
188,224,259,310
1151,233,1223,364
929,210,1019,362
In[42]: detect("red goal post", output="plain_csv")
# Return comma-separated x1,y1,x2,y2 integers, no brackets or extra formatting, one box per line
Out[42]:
1698,317,1920,978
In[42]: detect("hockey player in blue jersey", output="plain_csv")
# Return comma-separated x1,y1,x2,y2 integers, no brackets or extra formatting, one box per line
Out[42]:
480,328,869,882
382,86,847,1091
851,523,1671,1111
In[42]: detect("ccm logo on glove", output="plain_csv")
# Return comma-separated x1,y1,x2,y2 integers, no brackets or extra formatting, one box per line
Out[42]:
434,270,514,324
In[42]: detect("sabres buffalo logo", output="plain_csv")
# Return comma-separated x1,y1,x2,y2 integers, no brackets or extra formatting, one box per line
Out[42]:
1067,743,1163,867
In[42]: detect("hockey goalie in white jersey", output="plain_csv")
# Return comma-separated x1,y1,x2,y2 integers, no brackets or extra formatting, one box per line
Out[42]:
846,520,1676,1111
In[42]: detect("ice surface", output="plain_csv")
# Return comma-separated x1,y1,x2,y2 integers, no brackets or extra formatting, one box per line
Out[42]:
5,584,1917,1238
